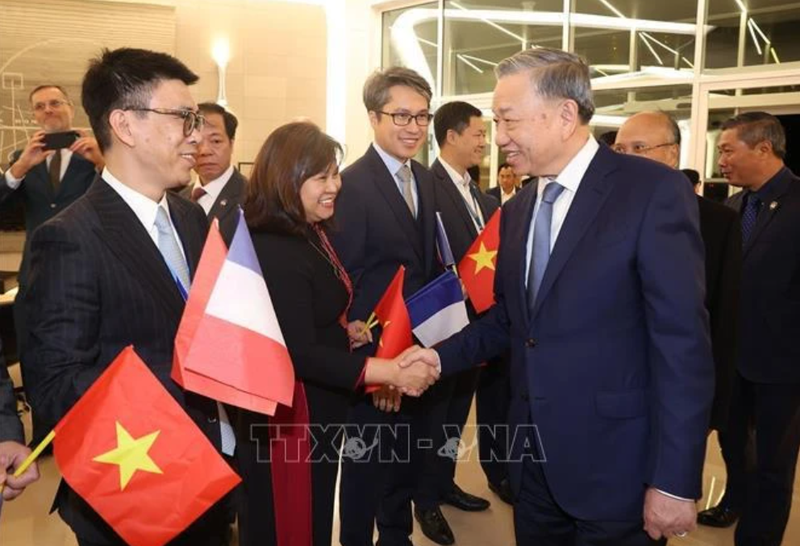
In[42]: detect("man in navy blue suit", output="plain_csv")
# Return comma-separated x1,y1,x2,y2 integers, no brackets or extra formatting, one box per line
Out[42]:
697,112,800,546
403,47,714,545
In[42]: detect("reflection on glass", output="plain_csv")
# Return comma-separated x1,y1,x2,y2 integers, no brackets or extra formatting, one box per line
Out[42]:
572,0,696,80
706,0,800,69
382,2,439,92
442,0,563,95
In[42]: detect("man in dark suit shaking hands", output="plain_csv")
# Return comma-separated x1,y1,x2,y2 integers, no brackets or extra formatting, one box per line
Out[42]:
697,112,800,546
403,47,714,545
331,67,439,546
23,48,231,546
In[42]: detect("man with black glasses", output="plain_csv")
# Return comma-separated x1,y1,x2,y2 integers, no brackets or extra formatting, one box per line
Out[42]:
23,48,231,546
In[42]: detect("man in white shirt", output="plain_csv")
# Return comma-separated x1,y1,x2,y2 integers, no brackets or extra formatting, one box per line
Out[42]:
181,102,246,246
487,162,519,205
23,47,231,546
403,47,714,546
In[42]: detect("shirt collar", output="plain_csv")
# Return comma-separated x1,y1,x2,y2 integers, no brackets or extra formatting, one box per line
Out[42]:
102,167,171,233
540,135,599,194
195,164,234,202
373,142,411,179
439,157,471,188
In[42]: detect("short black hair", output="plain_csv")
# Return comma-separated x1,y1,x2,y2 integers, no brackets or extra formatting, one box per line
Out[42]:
29,85,70,104
82,48,199,153
198,102,239,141
681,168,700,186
433,101,483,147
498,162,513,174
598,130,617,146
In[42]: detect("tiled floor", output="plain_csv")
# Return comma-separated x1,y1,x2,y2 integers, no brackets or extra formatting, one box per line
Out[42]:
2,406,799,545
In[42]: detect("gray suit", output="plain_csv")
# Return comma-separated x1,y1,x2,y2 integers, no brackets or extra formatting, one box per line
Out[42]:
179,169,247,246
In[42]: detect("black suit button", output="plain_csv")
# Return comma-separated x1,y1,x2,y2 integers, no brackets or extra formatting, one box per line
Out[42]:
526,338,536,348
50,203,57,209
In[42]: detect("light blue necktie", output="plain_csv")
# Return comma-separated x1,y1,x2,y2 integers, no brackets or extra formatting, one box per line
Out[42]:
153,206,236,456
527,180,565,311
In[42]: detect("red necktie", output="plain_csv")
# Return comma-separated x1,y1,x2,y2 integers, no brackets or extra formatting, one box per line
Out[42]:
191,186,207,202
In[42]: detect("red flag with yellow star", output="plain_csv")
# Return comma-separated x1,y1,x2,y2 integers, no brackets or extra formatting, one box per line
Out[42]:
458,209,501,314
374,265,412,359
52,346,240,546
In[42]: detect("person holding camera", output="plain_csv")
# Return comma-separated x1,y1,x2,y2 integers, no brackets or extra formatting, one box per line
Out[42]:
0,84,104,452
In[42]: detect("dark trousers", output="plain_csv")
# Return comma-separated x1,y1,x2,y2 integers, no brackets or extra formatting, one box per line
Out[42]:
340,393,432,546
414,367,481,510
476,355,511,486
514,455,665,546
718,372,800,546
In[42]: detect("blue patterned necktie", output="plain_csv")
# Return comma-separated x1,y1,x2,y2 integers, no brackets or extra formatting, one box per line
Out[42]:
741,193,761,246
527,180,565,311
153,206,236,456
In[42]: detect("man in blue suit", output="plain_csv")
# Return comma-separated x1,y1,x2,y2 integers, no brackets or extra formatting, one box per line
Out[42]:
698,112,800,546
404,47,714,545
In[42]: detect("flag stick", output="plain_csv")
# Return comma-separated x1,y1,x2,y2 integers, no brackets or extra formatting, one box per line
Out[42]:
360,312,378,335
0,430,55,495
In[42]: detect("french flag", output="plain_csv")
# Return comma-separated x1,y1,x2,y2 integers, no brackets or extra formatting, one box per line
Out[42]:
173,211,295,415
406,270,469,348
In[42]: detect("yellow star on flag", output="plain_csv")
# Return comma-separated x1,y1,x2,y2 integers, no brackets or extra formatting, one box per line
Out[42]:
468,242,497,274
93,422,163,491
378,320,392,347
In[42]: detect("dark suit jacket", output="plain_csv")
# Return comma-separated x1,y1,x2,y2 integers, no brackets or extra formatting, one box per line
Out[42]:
331,145,438,338
486,185,517,204
697,195,741,430
431,159,498,315
23,178,224,543
179,168,247,246
437,145,714,520
726,167,800,384
0,340,24,443
0,151,96,285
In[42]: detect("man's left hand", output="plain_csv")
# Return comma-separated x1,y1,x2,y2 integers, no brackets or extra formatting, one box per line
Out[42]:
643,487,696,540
0,441,40,501
70,131,104,170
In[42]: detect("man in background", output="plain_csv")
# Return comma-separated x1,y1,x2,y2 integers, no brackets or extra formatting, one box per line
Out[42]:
418,100,497,545
0,84,104,450
487,162,518,204
614,111,741,435
182,102,246,246
698,112,800,546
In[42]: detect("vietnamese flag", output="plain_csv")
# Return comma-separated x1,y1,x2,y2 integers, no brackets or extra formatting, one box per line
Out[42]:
53,346,240,546
365,266,413,393
458,209,501,314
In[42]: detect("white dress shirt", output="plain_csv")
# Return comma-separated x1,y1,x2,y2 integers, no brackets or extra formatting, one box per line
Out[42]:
192,164,234,215
500,187,517,205
524,136,599,283
373,143,419,213
439,157,485,231
4,149,73,189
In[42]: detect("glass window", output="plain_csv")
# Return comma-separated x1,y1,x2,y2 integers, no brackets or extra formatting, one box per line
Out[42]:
571,1,697,80
442,0,564,96
706,0,800,69
382,2,439,93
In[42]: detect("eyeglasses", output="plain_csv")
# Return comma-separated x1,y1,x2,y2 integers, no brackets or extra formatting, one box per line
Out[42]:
378,111,433,127
32,99,71,112
125,108,205,136
611,142,677,155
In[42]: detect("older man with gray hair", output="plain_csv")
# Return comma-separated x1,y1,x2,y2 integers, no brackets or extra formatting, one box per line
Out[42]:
402,47,714,545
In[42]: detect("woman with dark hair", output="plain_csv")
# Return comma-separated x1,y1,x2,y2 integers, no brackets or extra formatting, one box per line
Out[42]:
236,121,437,546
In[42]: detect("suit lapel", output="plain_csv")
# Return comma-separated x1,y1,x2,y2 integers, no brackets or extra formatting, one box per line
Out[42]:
208,169,245,223
367,147,424,261
88,180,186,320
168,193,205,275
512,185,538,327
743,170,792,259
433,160,478,239
530,147,617,323
414,161,437,275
